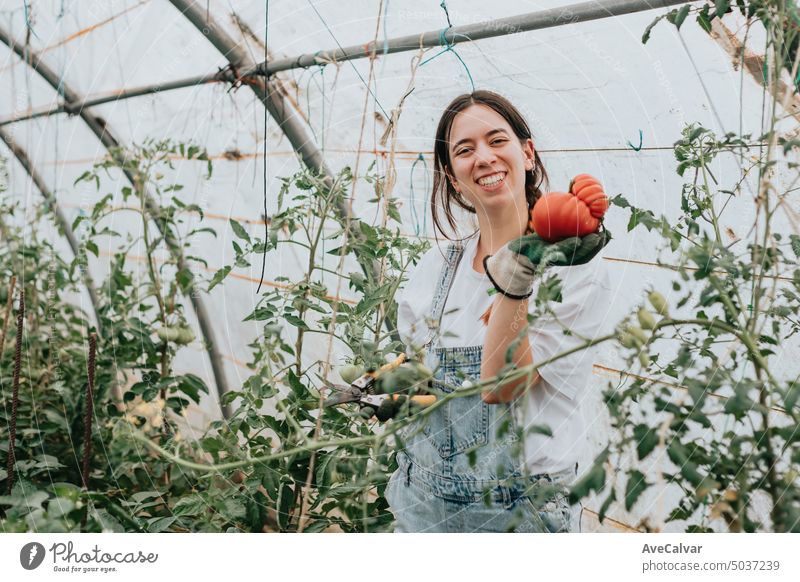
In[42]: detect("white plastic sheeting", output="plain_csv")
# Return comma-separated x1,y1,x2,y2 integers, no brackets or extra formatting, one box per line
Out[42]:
0,0,796,532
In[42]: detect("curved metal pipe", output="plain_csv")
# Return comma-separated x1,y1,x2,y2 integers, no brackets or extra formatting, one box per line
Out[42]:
167,0,402,352
0,26,232,418
0,126,102,331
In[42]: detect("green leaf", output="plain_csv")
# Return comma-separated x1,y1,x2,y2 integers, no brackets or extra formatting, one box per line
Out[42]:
697,11,713,33
598,488,616,523
230,219,250,242
789,235,800,259
785,381,800,412
276,479,294,530
85,240,99,257
177,374,209,403
625,470,648,511
642,14,662,44
674,4,690,28
633,424,659,460
147,516,177,532
285,369,307,397
568,463,606,504
208,265,232,291
284,314,310,330
172,495,205,517
526,424,553,438
714,0,730,16
73,170,91,186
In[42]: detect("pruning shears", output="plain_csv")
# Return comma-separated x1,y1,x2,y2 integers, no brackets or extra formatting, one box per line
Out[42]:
322,353,436,420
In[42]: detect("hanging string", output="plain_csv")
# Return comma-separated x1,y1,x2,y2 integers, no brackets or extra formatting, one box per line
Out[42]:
409,153,430,236
256,0,270,294
306,0,390,120
439,0,453,28
23,0,39,39
419,2,475,92
626,129,643,151
305,64,328,149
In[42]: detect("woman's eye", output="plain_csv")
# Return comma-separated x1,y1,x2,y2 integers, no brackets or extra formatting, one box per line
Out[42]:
491,139,507,145
456,148,472,156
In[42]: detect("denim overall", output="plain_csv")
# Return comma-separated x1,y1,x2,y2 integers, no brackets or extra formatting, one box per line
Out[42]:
387,242,577,533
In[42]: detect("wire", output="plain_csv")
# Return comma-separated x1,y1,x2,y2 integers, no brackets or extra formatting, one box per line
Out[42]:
305,0,390,120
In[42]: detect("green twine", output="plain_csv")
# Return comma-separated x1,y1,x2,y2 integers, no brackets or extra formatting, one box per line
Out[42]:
409,153,430,236
626,129,643,151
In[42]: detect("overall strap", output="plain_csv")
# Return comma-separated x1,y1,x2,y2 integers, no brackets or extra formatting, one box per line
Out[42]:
422,242,465,349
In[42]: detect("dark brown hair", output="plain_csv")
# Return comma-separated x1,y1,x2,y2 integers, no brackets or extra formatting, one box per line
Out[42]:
431,90,549,241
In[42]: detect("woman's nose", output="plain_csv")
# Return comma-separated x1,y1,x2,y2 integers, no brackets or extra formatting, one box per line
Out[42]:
474,142,497,165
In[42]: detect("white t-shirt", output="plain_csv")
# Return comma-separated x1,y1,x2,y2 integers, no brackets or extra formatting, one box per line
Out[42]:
396,233,613,474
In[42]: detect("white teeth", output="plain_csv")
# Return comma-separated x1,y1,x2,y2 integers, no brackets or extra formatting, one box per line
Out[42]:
478,172,505,187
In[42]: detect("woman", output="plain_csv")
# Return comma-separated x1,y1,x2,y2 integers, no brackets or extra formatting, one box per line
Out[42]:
388,90,612,533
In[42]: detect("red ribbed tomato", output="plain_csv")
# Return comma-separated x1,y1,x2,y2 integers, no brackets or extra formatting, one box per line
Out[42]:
528,174,609,242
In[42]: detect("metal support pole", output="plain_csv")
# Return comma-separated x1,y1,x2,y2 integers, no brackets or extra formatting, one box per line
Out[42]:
0,73,225,127
167,0,401,366
0,126,102,331
0,25,233,419
249,0,692,77
0,0,691,127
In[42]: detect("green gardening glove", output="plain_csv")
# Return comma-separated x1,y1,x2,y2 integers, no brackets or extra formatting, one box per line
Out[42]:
483,229,612,300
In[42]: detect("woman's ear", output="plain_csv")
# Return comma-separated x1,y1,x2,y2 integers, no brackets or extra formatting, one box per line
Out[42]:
445,169,460,193
523,138,535,171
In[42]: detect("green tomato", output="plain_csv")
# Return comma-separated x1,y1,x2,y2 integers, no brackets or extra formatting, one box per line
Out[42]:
637,307,656,330
156,326,181,343
648,291,669,316
618,331,637,350
175,326,195,345
628,326,649,344
158,325,194,345
339,364,364,385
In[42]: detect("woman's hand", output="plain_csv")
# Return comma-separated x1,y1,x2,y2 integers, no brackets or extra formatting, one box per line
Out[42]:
483,230,612,299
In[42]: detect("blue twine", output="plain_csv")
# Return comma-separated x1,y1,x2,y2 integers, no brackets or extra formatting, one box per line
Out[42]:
409,153,430,236
419,28,475,92
626,129,643,151
23,0,39,39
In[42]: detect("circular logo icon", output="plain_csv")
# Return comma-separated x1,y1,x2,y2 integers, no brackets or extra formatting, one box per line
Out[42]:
20,542,46,570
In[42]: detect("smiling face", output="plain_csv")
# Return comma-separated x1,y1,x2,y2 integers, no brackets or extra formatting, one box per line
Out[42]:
446,104,535,216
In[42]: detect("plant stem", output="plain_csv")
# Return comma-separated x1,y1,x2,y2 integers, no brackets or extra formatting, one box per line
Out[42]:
5,288,24,495
130,331,619,472
80,333,97,530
